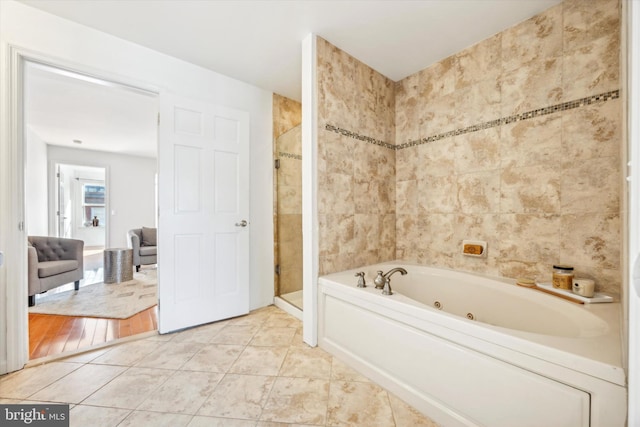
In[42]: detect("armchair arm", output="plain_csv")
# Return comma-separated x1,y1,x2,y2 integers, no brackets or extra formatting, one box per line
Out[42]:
27,245,40,295
128,229,141,265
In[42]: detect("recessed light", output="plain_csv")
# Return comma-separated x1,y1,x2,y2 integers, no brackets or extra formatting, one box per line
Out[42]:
73,139,83,144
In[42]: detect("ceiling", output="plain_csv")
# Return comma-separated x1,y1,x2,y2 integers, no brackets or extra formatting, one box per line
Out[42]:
20,0,561,101
25,62,159,158
20,0,561,158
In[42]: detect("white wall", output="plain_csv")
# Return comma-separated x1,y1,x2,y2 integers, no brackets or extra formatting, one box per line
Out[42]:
25,127,48,236
0,0,274,372
49,146,155,248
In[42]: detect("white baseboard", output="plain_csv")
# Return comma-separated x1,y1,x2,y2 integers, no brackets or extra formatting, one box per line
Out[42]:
274,296,302,320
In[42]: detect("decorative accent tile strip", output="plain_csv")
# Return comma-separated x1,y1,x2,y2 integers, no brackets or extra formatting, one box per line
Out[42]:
279,152,302,160
324,89,619,151
324,124,396,150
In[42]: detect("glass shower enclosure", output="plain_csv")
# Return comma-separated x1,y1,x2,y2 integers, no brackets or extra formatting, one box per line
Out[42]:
274,124,302,309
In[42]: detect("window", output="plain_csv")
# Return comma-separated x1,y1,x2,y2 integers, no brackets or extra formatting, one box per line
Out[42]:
82,183,105,227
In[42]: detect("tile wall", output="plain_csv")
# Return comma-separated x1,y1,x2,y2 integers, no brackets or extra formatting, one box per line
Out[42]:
273,94,303,296
394,0,622,296
317,37,396,275
316,0,622,297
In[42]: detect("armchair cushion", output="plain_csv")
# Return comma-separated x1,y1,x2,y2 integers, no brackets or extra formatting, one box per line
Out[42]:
139,246,157,256
37,260,79,278
141,227,157,246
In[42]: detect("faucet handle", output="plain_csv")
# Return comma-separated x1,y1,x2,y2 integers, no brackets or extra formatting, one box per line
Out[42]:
374,271,385,289
354,272,366,288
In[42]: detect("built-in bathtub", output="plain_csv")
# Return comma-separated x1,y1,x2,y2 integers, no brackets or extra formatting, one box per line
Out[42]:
318,261,626,427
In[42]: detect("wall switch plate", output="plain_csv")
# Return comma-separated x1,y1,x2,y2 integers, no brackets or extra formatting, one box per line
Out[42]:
463,240,487,258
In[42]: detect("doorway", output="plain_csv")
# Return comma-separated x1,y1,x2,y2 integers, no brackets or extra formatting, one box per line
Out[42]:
24,60,159,360
55,163,106,287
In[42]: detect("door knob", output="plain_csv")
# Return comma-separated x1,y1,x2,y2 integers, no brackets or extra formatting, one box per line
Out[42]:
235,220,248,227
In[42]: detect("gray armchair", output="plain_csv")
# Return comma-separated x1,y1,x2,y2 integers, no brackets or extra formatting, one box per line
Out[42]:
128,227,157,272
28,236,84,307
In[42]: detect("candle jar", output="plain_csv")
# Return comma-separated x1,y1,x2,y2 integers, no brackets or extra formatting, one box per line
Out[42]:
552,265,574,290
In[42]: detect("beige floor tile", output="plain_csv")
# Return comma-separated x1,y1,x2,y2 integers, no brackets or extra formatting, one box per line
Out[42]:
118,410,193,427
60,348,110,363
135,341,204,370
229,346,288,376
279,347,332,379
209,325,260,345
91,340,163,366
326,381,394,427
260,377,329,425
388,393,440,427
145,333,174,342
197,374,275,420
188,415,257,427
250,327,296,347
330,358,370,383
0,362,82,399
69,404,130,427
228,310,271,326
172,321,229,344
181,344,244,373
30,364,126,404
137,370,222,414
0,398,22,403
82,367,172,409
263,313,301,328
289,327,308,348
257,423,323,427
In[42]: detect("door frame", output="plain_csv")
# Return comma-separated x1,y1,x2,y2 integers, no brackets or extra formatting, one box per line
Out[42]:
1,45,160,373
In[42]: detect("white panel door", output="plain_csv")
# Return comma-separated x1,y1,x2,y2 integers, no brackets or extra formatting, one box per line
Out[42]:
158,93,250,333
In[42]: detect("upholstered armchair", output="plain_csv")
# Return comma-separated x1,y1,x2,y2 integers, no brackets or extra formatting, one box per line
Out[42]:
128,227,157,272
28,236,84,306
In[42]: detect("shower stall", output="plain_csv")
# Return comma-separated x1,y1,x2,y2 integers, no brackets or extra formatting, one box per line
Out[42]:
274,124,303,310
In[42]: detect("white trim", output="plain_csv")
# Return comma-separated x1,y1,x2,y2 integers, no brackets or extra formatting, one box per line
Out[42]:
1,44,28,374
0,44,160,374
274,296,303,321
302,33,319,346
627,0,640,423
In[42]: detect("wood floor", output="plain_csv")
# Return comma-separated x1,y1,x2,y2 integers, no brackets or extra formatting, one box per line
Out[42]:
29,306,158,360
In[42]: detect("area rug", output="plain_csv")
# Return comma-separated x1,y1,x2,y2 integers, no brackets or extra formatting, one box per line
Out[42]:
29,269,157,319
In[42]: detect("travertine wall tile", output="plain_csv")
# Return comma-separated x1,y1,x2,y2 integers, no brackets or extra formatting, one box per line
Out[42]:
501,4,563,72
562,32,620,101
560,156,620,214
273,94,302,140
392,0,621,298
457,171,501,214
561,100,621,161
500,115,562,168
417,176,458,214
500,57,562,116
317,37,396,274
563,0,620,52
456,34,502,90
454,128,501,174
500,164,560,214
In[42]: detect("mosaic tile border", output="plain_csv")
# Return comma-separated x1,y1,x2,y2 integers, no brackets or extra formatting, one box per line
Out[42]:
325,89,620,151
324,124,396,150
279,152,302,160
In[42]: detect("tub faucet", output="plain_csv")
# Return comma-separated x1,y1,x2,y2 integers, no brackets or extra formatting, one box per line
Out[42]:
354,272,366,288
380,267,408,295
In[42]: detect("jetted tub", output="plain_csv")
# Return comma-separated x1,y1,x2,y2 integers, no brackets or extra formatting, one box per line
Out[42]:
318,261,626,427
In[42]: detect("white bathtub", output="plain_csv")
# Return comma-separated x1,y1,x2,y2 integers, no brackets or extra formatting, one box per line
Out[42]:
318,261,626,427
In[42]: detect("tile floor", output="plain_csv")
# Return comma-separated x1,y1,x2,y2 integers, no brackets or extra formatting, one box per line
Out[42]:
0,305,439,427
